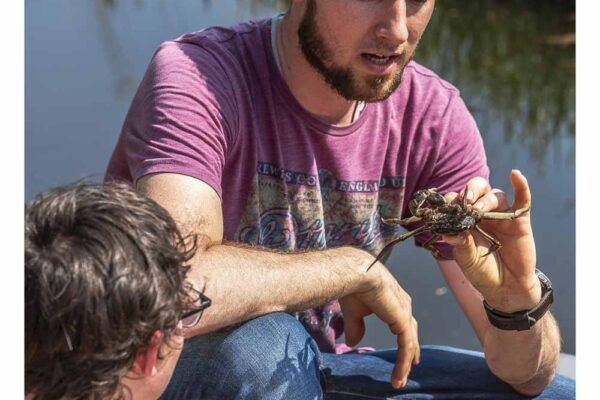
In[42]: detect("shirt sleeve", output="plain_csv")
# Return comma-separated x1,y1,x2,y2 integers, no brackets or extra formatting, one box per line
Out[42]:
123,40,239,198
410,94,490,259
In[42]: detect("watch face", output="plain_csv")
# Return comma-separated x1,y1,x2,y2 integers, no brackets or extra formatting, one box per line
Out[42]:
535,269,552,291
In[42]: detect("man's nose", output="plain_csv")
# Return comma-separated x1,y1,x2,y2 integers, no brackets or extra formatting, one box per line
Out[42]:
375,1,409,45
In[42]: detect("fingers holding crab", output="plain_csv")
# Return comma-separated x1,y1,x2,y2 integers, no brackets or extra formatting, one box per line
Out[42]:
454,177,509,213
379,175,531,262
464,171,530,216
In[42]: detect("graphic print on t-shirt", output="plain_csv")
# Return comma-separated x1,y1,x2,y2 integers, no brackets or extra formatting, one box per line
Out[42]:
235,161,407,256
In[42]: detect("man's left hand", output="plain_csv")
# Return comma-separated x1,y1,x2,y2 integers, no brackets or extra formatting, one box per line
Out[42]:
442,170,541,313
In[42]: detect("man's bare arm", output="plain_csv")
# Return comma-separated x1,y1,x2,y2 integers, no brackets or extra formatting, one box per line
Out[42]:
138,173,377,334
191,241,379,334
438,259,559,396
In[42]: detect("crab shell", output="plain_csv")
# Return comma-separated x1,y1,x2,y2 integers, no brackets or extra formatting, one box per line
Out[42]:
427,212,482,235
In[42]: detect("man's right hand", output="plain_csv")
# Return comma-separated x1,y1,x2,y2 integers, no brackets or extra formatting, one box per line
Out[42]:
339,261,420,389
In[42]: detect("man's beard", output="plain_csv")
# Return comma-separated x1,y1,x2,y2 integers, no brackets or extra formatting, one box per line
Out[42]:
297,0,406,102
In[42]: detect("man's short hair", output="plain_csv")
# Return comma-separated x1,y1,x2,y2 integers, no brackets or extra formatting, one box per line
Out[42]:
25,181,196,399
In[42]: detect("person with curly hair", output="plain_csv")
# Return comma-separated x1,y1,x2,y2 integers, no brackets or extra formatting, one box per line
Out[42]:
25,181,209,400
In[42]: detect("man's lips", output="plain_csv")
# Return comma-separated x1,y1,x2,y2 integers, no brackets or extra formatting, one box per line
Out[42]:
361,53,401,73
362,52,402,58
361,53,401,65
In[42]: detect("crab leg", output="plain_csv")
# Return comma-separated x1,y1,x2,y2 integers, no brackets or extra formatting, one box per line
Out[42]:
480,205,530,220
474,225,502,257
422,234,448,260
461,186,469,209
381,215,422,226
367,225,429,271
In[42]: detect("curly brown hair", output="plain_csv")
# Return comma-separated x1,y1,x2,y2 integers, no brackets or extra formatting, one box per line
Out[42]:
25,181,196,400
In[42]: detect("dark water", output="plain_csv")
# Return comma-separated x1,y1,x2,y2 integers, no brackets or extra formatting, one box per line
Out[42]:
25,0,575,354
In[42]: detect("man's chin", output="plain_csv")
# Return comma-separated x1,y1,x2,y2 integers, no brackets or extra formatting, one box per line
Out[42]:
353,75,403,102
319,64,405,102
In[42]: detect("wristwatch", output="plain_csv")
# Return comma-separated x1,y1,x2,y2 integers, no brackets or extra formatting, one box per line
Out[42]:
483,269,554,331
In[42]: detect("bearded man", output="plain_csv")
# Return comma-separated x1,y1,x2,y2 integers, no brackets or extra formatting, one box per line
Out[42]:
106,1,575,398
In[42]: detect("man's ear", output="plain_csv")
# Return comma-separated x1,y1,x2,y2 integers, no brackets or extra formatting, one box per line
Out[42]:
132,331,164,377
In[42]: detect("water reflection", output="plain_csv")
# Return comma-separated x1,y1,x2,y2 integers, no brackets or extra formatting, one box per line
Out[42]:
93,0,137,99
416,0,575,165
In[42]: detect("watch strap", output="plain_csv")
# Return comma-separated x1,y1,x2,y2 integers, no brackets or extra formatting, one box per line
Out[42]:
483,269,554,331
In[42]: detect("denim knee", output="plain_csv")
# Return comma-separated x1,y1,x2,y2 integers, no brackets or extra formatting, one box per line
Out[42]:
161,312,323,400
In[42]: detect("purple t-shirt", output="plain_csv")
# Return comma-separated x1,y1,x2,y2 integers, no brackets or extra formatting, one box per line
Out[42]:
106,17,489,353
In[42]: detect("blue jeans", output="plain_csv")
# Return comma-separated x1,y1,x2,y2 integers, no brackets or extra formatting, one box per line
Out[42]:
161,312,575,399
